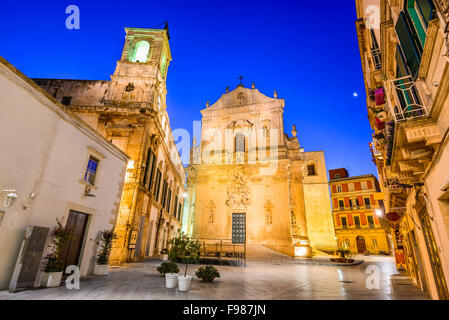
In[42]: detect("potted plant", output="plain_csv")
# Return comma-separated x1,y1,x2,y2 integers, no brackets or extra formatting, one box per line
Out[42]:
94,229,117,276
195,265,220,282
335,248,351,263
41,219,72,287
167,234,201,292
157,261,180,288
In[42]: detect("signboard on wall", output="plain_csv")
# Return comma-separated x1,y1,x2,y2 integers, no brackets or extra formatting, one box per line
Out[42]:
128,230,138,249
9,226,50,291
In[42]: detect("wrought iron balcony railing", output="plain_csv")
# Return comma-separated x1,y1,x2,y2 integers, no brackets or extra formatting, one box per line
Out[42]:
384,76,429,122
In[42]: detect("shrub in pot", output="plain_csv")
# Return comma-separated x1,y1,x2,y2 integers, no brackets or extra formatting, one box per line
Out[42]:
157,261,180,288
41,220,72,287
167,234,201,292
94,229,117,275
335,248,351,263
195,266,220,282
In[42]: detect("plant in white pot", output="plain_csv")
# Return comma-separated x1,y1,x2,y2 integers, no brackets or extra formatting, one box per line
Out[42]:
41,220,72,287
157,261,180,288
94,229,117,275
174,235,201,292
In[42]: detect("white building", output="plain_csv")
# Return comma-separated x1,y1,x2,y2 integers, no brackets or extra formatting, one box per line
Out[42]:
0,57,129,290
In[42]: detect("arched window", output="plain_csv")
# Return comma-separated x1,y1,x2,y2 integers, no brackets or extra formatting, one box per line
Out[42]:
235,133,245,153
130,41,150,63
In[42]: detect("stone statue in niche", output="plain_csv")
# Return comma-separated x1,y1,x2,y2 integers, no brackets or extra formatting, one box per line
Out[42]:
291,211,297,226
264,200,273,225
207,200,216,223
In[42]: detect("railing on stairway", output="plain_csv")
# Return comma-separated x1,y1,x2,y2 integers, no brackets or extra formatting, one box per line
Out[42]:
192,238,246,266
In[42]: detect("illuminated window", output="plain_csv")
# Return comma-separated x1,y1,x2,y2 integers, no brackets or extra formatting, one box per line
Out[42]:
84,156,99,185
337,185,342,193
349,183,355,191
130,41,150,63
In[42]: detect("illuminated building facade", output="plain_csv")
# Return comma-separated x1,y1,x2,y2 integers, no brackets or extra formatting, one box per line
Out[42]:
329,168,391,254
34,26,185,264
356,0,449,299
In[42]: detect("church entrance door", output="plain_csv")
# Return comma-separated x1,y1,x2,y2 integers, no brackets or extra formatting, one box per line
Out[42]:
232,213,246,244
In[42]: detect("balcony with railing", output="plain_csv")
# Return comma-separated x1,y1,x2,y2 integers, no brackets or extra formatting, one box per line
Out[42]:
384,76,429,122
364,48,382,88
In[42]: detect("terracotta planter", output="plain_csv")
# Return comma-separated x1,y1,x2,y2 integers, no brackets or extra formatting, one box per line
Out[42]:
41,271,63,287
94,264,109,275
178,275,192,292
165,273,178,288
162,254,169,261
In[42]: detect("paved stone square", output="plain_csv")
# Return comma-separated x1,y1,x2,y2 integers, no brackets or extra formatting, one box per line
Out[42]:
0,246,429,300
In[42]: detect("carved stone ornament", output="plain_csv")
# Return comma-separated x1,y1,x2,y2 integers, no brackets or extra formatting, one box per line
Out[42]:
225,173,250,211
226,120,253,131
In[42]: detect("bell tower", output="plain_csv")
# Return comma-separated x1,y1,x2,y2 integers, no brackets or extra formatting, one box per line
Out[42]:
103,25,172,112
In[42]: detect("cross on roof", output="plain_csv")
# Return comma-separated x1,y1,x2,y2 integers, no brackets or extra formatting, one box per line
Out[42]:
237,76,244,85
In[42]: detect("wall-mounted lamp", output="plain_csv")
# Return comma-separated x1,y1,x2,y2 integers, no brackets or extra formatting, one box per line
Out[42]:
2,188,18,208
84,185,96,197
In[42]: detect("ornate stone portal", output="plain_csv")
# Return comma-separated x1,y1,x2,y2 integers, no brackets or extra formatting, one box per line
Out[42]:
184,84,336,256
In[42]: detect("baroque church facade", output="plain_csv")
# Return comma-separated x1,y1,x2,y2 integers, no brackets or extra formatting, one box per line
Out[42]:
184,84,336,256
34,27,185,264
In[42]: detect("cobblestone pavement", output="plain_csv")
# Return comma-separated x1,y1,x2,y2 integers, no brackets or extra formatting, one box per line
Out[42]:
0,246,430,300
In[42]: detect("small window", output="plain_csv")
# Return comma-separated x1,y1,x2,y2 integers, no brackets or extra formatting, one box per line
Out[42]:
348,183,355,191
335,174,341,179
372,238,378,247
337,185,342,193
368,215,375,229
354,216,361,229
364,198,371,209
341,217,348,229
61,96,72,106
84,156,99,185
338,200,344,210
361,181,368,190
307,164,316,176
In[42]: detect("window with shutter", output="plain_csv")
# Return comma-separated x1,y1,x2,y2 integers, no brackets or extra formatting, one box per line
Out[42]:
395,11,422,79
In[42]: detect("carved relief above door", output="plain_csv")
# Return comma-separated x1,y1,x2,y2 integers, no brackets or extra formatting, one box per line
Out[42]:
225,173,250,211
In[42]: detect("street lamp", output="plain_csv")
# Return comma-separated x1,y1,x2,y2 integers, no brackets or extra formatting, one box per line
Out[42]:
375,209,383,217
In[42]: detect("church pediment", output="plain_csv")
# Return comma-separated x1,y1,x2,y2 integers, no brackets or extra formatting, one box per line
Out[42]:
201,86,282,114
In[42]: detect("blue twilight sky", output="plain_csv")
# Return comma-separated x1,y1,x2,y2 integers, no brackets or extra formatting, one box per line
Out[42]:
0,0,377,177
